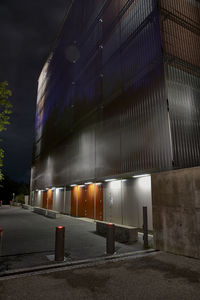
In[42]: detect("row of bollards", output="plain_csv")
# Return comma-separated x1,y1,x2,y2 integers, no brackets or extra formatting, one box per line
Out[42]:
0,207,148,261
55,223,116,261
55,205,149,261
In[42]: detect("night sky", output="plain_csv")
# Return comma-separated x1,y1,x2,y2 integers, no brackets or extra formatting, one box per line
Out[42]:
0,0,69,183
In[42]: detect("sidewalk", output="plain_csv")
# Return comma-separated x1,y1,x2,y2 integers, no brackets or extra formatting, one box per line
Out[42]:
0,206,153,272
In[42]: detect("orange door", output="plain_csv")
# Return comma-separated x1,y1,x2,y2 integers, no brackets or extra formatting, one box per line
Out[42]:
42,191,47,209
47,189,53,210
71,186,78,216
78,186,86,217
85,184,94,219
96,184,103,220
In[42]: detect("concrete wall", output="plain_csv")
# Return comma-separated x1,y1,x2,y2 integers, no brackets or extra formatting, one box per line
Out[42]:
103,177,153,230
152,167,200,259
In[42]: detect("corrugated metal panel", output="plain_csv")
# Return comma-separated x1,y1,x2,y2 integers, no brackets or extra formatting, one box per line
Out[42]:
103,178,153,229
31,0,174,190
122,177,153,230
65,190,71,215
159,0,200,76
167,65,200,167
53,189,65,212
120,65,172,173
103,181,122,224
159,0,200,168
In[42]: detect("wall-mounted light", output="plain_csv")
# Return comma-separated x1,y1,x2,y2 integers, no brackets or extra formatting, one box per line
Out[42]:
105,179,117,182
133,174,150,178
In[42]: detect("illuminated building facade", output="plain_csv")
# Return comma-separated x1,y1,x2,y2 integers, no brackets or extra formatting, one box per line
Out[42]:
31,0,200,232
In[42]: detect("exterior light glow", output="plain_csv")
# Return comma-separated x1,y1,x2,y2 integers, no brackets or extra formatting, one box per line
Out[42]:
70,184,77,187
133,174,150,178
57,226,63,229
96,182,102,185
84,182,93,185
78,185,85,187
105,179,116,182
45,188,48,190
51,187,56,190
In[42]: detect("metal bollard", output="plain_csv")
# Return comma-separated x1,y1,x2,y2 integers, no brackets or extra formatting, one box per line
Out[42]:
55,226,65,261
143,206,148,249
0,228,3,255
106,223,115,255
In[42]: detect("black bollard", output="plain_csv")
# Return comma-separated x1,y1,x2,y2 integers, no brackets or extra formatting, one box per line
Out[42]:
143,206,148,249
106,223,115,255
55,226,65,261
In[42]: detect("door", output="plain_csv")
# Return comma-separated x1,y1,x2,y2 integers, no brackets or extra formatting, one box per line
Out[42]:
78,186,86,217
96,184,103,220
85,184,94,219
42,191,47,209
47,189,53,210
71,186,78,216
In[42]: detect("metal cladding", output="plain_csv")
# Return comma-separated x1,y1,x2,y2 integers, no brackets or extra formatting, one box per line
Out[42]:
159,0,200,167
31,0,200,190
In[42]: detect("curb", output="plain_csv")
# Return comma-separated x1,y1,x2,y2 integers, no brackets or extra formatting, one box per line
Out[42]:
0,249,158,280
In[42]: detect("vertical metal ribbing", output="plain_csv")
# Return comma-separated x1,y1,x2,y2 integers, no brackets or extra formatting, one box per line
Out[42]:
159,0,200,168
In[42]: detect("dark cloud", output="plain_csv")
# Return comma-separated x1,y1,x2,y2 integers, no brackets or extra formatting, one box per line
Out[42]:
0,0,69,182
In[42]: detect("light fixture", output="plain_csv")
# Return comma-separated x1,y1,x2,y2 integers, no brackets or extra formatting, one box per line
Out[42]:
96,182,102,185
70,184,77,187
84,182,93,185
104,179,117,182
133,174,150,178
78,185,85,187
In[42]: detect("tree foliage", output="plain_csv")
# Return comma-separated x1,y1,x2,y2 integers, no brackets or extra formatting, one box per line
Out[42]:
0,81,12,181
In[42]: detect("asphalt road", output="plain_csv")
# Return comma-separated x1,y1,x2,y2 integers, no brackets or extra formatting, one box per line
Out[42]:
0,206,152,271
1,252,200,300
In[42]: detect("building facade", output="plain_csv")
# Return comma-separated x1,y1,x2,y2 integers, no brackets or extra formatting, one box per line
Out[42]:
31,0,200,234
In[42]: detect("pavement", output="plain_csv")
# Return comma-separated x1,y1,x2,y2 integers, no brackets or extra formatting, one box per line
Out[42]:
0,206,153,272
1,206,200,299
1,251,200,299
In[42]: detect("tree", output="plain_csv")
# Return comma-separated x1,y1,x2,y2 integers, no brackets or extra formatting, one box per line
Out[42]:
0,81,12,181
